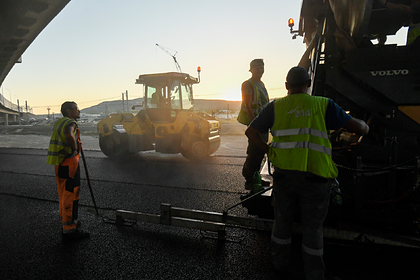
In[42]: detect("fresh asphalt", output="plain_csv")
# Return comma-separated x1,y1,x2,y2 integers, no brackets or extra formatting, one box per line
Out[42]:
0,124,419,280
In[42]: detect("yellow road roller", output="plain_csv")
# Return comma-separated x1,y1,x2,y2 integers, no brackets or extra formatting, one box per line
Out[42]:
97,70,221,160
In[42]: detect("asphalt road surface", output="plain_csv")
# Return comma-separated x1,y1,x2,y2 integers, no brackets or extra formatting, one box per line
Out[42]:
0,130,419,280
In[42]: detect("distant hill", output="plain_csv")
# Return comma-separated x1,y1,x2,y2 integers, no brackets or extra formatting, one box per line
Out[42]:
194,99,241,112
80,98,241,114
81,98,143,114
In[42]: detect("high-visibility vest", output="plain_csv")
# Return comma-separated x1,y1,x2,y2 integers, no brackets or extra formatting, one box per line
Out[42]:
268,94,338,178
47,117,79,165
237,79,268,125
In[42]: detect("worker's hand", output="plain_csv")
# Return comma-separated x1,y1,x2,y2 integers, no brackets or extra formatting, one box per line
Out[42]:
343,117,369,135
245,126,269,154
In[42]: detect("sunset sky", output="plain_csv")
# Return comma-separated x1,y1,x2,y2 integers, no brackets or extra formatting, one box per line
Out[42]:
1,0,408,115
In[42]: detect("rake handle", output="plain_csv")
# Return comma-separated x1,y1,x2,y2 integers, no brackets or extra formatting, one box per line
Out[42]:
80,146,99,215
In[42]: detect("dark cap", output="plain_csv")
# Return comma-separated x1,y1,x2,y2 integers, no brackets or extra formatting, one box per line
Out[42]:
286,66,310,84
249,59,264,70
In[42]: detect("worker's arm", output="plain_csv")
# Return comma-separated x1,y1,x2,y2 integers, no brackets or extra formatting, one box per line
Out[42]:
244,94,255,120
245,126,269,154
245,101,274,153
342,117,369,135
242,82,255,120
326,99,369,135
64,123,78,152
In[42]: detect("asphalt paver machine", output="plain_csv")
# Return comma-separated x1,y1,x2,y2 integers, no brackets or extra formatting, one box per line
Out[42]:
242,0,420,241
97,70,221,161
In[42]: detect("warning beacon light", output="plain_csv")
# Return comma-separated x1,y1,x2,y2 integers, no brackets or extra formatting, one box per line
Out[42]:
288,18,299,39
197,66,201,83
288,18,294,30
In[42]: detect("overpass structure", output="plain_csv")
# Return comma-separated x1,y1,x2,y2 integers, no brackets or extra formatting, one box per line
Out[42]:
0,0,70,125
0,93,20,124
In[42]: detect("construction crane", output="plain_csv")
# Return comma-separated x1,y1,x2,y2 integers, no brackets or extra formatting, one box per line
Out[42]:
156,43,182,73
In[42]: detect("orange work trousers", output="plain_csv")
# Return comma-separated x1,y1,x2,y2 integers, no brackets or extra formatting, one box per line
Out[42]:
55,155,80,233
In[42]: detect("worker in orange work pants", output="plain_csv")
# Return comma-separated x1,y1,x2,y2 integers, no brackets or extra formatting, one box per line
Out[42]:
55,155,81,234
47,101,89,242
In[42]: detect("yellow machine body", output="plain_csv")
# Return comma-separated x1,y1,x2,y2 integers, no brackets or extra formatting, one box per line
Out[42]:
97,72,221,160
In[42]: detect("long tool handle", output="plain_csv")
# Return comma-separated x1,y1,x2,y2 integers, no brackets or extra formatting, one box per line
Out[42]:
80,146,99,215
224,185,274,217
221,186,273,224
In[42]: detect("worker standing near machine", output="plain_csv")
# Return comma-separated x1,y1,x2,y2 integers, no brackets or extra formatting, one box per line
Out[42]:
47,101,90,242
237,58,270,191
245,67,369,280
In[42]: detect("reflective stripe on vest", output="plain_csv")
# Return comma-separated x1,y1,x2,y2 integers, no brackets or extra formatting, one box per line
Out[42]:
47,117,78,165
268,94,338,178
271,141,332,156
271,128,329,140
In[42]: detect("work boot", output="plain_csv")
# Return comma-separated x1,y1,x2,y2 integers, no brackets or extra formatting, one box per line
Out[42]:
61,221,82,234
271,257,291,279
240,192,253,201
244,179,253,190
62,229,90,243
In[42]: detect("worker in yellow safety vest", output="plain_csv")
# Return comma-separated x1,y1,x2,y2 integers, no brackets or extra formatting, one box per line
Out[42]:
245,66,369,280
47,101,89,242
237,58,270,191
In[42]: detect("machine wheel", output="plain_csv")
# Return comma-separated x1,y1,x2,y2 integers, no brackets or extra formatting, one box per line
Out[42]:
99,134,127,158
180,140,210,161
